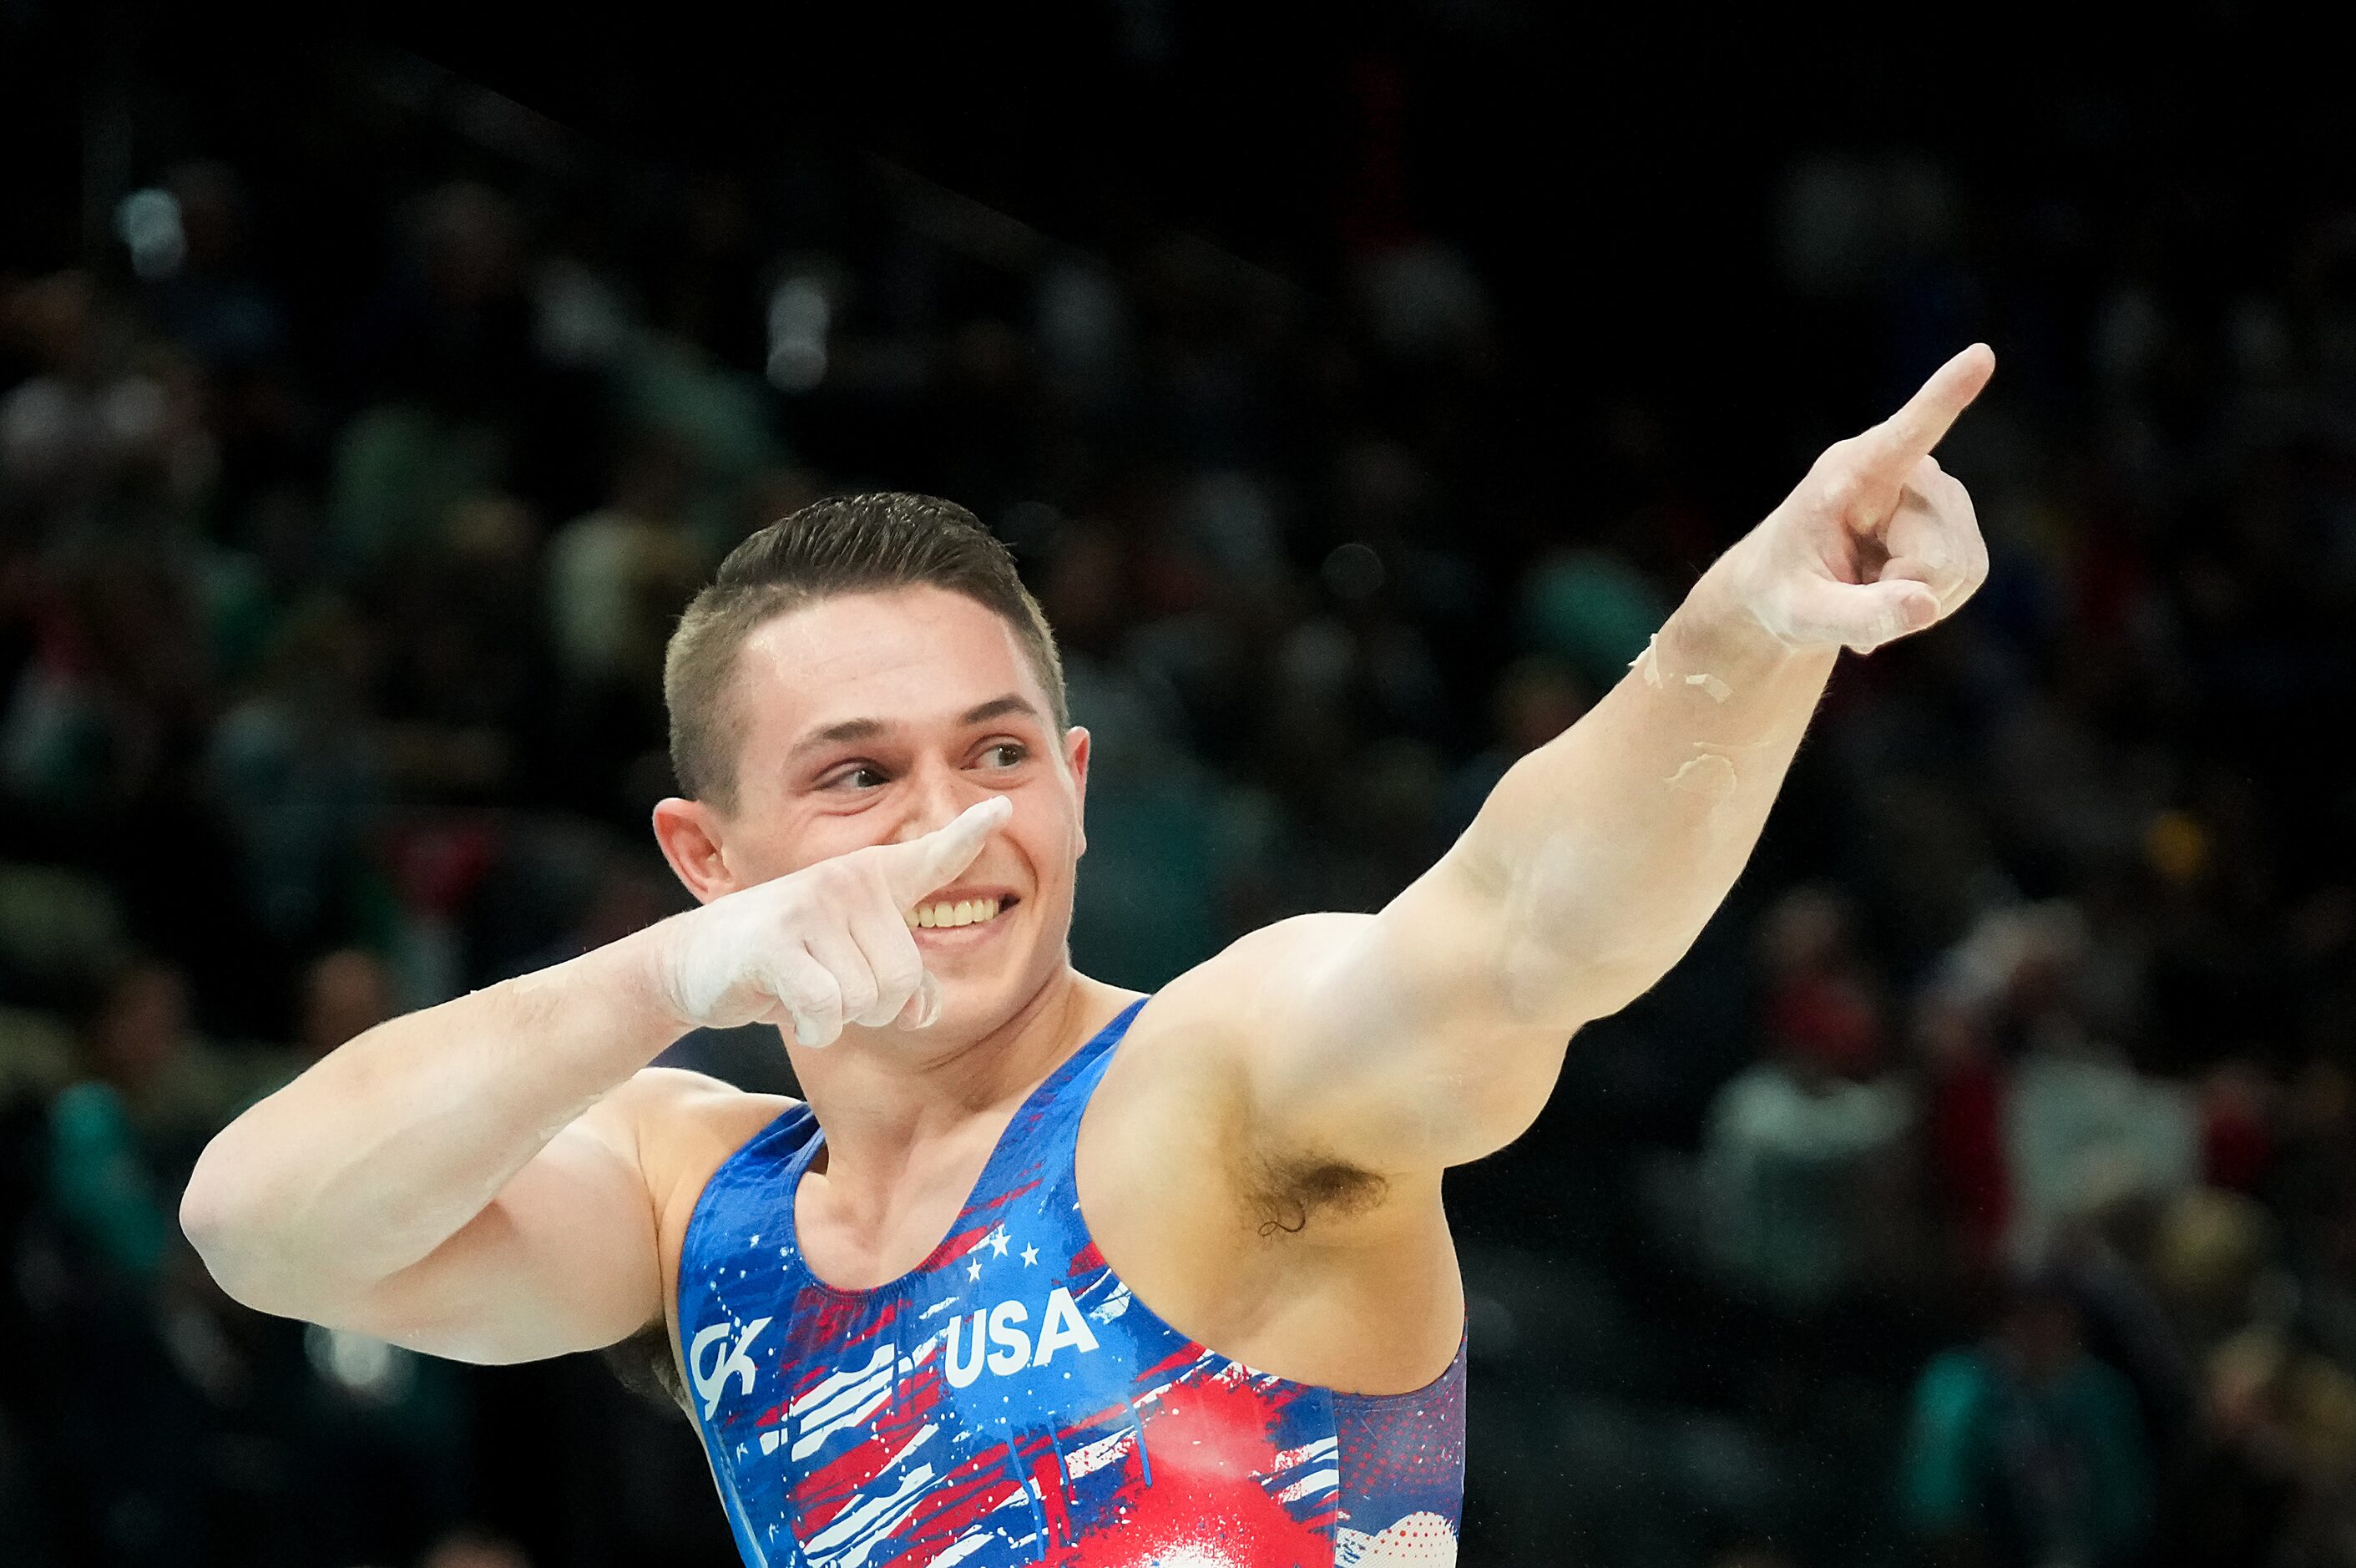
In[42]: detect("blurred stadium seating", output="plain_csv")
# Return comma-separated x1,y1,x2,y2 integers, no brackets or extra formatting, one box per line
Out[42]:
5,8,2355,1566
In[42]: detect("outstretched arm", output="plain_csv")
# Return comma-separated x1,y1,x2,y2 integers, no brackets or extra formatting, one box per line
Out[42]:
1212,346,1995,1172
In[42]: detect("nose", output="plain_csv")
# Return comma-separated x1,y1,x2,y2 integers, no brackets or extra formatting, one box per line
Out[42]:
893,758,987,846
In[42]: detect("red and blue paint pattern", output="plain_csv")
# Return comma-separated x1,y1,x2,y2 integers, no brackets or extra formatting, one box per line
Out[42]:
679,999,1465,1566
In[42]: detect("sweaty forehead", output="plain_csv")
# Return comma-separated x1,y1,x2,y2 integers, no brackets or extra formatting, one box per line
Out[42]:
731,585,1047,744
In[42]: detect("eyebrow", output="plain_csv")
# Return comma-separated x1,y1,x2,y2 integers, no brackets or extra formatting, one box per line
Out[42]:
785,694,1042,761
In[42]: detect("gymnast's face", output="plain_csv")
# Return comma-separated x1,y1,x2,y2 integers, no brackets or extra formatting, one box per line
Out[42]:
690,585,1089,1044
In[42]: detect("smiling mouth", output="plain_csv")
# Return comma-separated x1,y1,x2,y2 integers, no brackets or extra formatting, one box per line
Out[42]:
904,895,1019,931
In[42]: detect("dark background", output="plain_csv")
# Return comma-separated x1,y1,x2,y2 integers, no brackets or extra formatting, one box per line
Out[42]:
5,4,2355,1566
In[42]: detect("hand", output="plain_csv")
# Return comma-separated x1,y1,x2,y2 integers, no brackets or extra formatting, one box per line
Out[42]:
1731,344,1995,654
650,797,1012,1044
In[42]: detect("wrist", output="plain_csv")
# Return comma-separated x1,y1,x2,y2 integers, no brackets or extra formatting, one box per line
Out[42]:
520,917,702,1049
1661,544,1825,680
625,913,705,1037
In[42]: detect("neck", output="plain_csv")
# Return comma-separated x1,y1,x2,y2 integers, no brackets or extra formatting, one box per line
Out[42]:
786,962,1130,1212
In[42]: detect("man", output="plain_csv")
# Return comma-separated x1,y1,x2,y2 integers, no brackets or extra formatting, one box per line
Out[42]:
183,346,1995,1565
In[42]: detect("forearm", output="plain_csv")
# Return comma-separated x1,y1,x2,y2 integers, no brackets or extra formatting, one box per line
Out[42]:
180,923,688,1308
1459,546,1836,1023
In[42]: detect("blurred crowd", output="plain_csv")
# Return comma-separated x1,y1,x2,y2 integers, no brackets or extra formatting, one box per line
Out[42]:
3,38,2356,1568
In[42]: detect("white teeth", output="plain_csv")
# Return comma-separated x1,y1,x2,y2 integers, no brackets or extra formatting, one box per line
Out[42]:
907,898,1001,929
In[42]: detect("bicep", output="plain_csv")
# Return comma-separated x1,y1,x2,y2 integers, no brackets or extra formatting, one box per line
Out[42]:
328,1089,667,1365
1192,859,1577,1176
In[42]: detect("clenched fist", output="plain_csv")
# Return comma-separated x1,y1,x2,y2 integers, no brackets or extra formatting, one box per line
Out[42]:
1728,343,1995,655
650,797,1012,1045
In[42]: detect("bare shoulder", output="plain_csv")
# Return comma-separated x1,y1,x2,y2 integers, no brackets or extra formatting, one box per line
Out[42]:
1129,911,1376,1059
574,1069,795,1412
582,1066,797,1228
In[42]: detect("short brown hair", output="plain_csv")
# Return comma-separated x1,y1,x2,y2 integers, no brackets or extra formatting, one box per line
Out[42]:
664,493,1067,810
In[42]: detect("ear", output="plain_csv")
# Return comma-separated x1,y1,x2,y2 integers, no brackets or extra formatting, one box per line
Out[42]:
1063,726,1091,859
651,797,739,903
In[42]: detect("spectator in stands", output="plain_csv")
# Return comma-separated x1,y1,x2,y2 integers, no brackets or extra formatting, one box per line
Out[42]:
1900,1272,2154,1568
207,600,383,949
1701,888,1913,1312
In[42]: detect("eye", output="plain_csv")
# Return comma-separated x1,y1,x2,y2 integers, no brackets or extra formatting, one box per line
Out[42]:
822,763,891,792
979,741,1029,770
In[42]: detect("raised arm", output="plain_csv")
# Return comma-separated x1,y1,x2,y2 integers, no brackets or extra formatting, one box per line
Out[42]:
1209,346,1995,1173
178,797,1009,1363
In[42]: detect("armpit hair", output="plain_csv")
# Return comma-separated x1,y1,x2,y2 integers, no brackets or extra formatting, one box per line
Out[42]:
602,1322,691,1419
1245,1150,1388,1237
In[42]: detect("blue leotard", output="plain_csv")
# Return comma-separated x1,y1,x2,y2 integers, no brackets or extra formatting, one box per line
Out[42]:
676,998,1465,1566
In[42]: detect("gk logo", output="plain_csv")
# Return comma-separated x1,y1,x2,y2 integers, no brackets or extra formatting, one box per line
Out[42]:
690,1316,773,1418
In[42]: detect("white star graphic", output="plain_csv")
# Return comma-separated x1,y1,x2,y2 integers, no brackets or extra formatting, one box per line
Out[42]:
988,1226,1010,1257
1021,1243,1039,1267
968,1258,983,1281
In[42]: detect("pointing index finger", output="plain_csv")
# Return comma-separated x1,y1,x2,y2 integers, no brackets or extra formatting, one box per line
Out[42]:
875,797,1013,905
1861,343,1995,474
